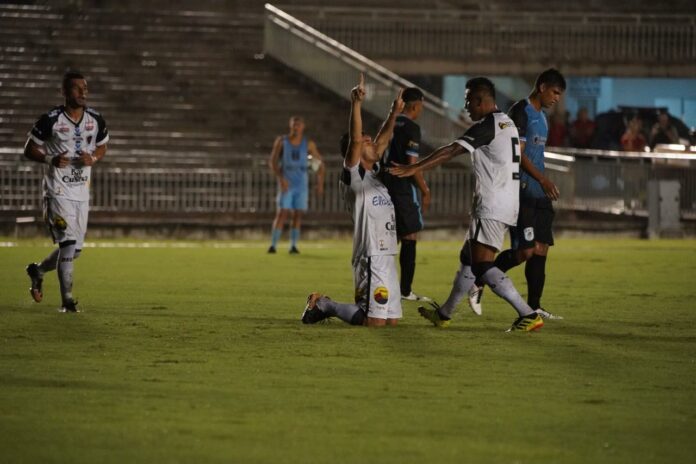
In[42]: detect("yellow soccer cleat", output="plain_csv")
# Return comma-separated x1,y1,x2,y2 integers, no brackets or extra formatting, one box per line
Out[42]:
506,313,544,332
418,302,450,328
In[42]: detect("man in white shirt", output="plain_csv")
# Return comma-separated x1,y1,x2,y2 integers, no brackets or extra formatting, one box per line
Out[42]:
301,74,404,327
390,77,543,332
24,71,109,313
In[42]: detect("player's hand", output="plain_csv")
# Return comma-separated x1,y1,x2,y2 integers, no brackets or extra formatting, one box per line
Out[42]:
421,190,431,214
78,150,96,167
279,177,289,192
350,72,366,102
540,177,560,201
391,87,405,114
388,162,417,178
50,152,70,168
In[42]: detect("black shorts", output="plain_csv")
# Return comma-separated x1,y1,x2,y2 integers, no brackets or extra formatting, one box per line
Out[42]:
391,192,423,237
511,197,555,249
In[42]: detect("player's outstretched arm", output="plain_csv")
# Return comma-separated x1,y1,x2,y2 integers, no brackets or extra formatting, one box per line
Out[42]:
390,142,465,177
345,73,366,169
374,88,405,157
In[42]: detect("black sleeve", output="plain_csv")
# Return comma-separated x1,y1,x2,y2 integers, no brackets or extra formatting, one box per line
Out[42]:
507,100,528,140
89,110,109,144
456,114,496,151
30,113,55,143
405,122,421,157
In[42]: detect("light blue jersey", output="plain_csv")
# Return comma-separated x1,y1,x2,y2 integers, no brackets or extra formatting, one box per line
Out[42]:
508,99,548,199
281,136,308,190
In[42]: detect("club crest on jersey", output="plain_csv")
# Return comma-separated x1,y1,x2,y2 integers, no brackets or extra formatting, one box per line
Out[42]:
373,286,389,304
524,227,535,241
56,125,70,133
86,122,94,131
498,121,514,130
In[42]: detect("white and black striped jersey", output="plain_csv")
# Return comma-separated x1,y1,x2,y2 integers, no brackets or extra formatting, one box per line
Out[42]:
341,162,398,264
455,111,520,226
28,105,109,202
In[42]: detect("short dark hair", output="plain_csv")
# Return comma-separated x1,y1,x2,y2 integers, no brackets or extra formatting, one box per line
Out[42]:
465,77,496,100
535,68,566,92
62,71,85,92
402,87,424,103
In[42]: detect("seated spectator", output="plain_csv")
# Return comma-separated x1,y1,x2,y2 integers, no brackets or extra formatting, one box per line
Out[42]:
570,107,596,148
547,112,568,147
621,116,647,152
649,112,680,149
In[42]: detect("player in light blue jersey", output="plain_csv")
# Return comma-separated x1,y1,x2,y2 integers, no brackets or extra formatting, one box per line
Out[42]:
268,116,325,254
468,68,566,320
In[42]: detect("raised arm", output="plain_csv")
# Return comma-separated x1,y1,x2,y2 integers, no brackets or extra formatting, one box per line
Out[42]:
345,74,367,169
389,142,466,178
374,88,405,156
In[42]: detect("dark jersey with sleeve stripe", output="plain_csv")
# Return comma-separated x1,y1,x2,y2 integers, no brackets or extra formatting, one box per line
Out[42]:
28,105,109,201
508,99,548,199
455,111,520,226
380,114,421,195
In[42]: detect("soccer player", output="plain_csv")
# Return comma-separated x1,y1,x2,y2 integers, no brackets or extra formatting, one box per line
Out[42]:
390,77,543,332
302,74,403,327
468,69,566,320
24,71,109,313
380,87,431,301
268,116,325,254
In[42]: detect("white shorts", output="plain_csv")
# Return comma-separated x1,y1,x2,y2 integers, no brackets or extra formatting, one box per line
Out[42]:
44,197,89,249
466,217,508,252
353,254,402,320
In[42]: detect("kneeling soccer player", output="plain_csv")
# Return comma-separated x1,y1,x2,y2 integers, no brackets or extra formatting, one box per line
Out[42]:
302,74,403,327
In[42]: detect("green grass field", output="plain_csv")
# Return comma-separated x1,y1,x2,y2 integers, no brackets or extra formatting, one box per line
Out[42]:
1,238,695,463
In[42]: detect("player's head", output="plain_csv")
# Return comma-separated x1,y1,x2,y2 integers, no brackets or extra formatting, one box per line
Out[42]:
62,71,87,108
533,68,566,109
464,77,496,121
289,116,305,135
402,87,424,119
340,132,377,162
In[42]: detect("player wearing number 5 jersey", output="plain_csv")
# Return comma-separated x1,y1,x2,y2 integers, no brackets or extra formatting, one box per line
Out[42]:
24,71,109,313
390,77,542,332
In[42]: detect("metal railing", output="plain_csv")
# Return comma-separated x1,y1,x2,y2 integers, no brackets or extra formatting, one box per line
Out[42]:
3,153,696,223
263,3,467,150
277,6,696,75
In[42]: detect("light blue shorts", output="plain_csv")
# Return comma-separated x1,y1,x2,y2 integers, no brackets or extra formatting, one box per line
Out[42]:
277,187,308,211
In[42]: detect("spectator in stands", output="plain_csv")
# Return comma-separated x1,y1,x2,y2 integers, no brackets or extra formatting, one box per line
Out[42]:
24,71,109,313
268,116,325,254
620,115,647,152
649,111,680,150
547,112,568,147
570,107,596,148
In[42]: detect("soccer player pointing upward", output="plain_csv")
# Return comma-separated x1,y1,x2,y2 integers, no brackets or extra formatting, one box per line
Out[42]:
302,74,404,327
390,77,542,332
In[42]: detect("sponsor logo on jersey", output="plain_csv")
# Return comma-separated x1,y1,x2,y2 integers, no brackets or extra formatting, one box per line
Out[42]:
373,286,389,304
407,140,419,148
385,221,396,231
56,125,70,133
85,122,94,131
372,195,393,207
62,168,88,184
532,135,547,145
498,121,515,130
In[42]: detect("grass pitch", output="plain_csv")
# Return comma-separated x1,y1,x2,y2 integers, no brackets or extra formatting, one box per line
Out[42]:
1,238,695,463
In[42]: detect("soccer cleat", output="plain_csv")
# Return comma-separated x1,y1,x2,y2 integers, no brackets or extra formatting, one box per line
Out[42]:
301,292,329,324
267,246,277,254
26,263,43,303
58,299,79,313
535,307,564,320
417,302,450,328
401,291,432,302
289,246,300,254
506,313,544,332
467,284,484,316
